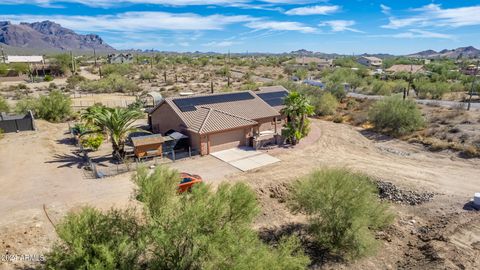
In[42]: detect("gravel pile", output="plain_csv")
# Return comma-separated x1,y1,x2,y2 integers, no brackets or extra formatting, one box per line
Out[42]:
376,180,435,205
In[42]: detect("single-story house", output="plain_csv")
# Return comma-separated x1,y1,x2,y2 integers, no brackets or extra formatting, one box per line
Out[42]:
357,56,382,67
107,53,133,64
149,86,289,155
294,57,333,70
386,64,425,74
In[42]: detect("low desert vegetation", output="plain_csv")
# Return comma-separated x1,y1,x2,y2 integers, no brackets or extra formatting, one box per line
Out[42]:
45,166,310,269
290,168,394,260
311,92,338,116
0,96,10,112
368,95,425,137
15,90,72,122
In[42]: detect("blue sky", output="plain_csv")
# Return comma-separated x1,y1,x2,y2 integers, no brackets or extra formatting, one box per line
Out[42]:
1,0,480,54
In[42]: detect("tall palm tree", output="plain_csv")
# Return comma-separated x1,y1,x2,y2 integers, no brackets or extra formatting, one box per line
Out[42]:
83,107,144,160
281,91,314,145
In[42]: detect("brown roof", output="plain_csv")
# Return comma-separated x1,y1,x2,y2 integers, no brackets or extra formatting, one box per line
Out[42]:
196,107,256,134
386,64,424,73
131,134,165,147
152,90,281,135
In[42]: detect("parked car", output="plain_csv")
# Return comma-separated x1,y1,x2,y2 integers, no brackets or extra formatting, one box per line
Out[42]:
179,172,203,193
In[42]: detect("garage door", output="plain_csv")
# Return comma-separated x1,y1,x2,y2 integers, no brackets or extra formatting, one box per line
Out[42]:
209,129,246,153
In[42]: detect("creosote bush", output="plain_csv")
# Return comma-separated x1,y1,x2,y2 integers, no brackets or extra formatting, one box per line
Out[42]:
289,168,393,260
46,166,310,269
15,91,72,122
0,96,10,113
312,92,338,116
368,95,425,137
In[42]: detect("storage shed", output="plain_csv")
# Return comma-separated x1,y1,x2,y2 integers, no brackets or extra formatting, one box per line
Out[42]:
0,111,36,133
131,134,165,159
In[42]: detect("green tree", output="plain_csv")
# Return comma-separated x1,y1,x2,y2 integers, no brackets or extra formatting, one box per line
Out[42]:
82,107,144,159
36,90,72,122
46,166,310,269
290,168,393,259
368,95,425,136
281,91,314,144
0,96,10,113
311,92,338,116
52,54,73,75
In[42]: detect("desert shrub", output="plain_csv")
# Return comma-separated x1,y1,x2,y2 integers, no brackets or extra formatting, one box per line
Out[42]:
414,80,450,99
44,75,54,82
15,97,38,114
66,75,87,89
36,90,72,122
0,96,10,112
102,64,133,76
368,95,425,136
139,69,155,81
47,166,310,269
332,114,344,123
312,92,338,116
0,128,4,140
371,80,393,96
290,168,393,259
45,207,144,270
80,74,139,93
326,82,346,100
81,134,104,151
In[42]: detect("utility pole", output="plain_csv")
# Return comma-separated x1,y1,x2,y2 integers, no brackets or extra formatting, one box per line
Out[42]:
70,51,75,74
404,63,413,100
467,58,479,111
0,45,5,64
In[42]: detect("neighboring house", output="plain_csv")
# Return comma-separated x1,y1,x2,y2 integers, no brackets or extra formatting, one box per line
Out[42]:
357,56,382,67
462,64,479,76
107,53,133,64
149,86,289,155
294,57,333,70
5,55,44,64
386,64,425,74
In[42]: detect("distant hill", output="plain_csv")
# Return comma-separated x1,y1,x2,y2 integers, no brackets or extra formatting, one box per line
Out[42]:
0,20,115,53
408,46,480,59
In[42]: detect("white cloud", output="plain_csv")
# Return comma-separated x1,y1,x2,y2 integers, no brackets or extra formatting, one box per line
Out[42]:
392,29,454,40
318,20,363,33
245,20,316,33
0,0,323,7
1,12,254,32
380,4,391,15
285,5,340,16
382,4,480,29
202,41,238,47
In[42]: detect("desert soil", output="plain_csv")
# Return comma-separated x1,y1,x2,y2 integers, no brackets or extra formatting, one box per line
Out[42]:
0,119,479,269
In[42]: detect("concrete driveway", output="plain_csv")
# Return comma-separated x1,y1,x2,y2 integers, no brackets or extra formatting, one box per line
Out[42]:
168,155,240,184
211,147,280,172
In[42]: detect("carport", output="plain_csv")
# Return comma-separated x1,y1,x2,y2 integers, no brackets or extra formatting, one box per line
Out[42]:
210,147,280,172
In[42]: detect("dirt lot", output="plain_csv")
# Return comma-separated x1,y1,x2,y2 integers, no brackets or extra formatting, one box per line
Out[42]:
0,119,479,269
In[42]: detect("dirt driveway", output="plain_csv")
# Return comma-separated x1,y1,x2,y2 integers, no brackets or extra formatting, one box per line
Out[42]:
1,118,479,269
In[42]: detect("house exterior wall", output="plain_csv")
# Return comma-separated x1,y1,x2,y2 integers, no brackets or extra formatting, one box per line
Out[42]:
150,103,185,134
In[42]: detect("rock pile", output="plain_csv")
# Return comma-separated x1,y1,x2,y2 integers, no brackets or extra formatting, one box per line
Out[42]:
376,181,435,205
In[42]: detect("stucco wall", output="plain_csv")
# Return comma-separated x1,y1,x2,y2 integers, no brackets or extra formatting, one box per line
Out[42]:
150,103,185,134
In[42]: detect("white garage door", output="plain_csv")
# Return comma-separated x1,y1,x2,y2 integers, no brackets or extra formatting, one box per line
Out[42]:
209,129,246,153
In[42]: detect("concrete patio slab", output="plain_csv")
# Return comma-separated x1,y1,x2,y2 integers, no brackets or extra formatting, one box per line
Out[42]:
211,147,280,171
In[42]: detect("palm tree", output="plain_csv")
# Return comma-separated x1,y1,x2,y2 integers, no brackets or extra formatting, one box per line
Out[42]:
82,106,144,160
281,91,314,145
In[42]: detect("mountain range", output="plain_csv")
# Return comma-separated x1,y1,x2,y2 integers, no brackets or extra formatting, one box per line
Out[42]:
408,46,480,59
0,20,114,53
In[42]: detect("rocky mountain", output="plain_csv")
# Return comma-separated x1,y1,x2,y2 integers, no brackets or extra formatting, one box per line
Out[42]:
408,46,480,59
0,20,115,52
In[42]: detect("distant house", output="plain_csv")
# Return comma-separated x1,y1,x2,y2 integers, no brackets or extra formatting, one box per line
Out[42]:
149,86,289,155
294,57,333,70
357,56,382,67
5,55,44,64
462,64,479,76
107,53,133,64
386,64,425,74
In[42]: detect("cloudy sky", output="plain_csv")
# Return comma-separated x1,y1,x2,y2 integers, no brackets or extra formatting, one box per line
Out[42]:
1,0,480,54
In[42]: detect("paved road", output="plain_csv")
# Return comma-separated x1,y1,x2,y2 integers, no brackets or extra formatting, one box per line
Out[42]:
347,92,480,110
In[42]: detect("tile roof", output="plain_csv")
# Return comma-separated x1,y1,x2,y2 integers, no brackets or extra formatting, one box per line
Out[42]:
154,90,281,135
386,64,425,73
131,134,165,147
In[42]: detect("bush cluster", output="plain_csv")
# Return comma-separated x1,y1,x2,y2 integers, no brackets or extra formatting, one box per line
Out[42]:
15,90,72,122
368,95,425,136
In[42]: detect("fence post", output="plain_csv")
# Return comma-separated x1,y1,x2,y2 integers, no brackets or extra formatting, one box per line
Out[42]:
189,147,191,158
172,150,175,162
